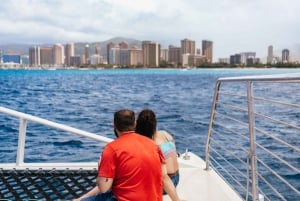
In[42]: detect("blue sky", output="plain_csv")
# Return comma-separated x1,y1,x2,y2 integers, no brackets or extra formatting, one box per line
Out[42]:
0,0,299,61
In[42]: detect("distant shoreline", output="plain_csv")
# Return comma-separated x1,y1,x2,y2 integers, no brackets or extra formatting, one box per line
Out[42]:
1,66,300,70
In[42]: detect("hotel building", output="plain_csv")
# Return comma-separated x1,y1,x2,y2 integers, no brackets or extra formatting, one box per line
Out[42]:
65,43,74,66
267,45,273,64
181,38,196,55
142,41,160,67
107,42,116,64
202,40,213,63
53,44,64,66
40,47,53,66
282,49,290,63
85,44,90,64
168,45,181,66
129,48,143,66
29,46,40,67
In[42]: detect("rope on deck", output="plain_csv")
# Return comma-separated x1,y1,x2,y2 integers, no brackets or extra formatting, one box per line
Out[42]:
0,168,97,200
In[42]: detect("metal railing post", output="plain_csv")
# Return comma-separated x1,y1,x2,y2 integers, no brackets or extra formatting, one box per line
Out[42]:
205,81,221,170
246,81,259,200
16,118,27,166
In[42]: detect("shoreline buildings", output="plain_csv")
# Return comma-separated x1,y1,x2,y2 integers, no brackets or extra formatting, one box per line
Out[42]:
1,36,298,67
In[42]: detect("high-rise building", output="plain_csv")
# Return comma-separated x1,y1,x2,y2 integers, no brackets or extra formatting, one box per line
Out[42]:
85,44,90,64
21,55,29,65
40,47,53,66
188,54,206,66
95,45,101,55
168,45,181,66
70,56,81,66
160,48,168,62
181,39,196,55
282,49,290,63
109,47,120,65
240,52,256,65
120,49,130,66
202,40,213,63
142,41,160,67
65,43,74,66
53,44,64,66
90,54,103,65
107,42,115,64
267,45,273,64
29,46,40,67
129,48,143,66
230,54,242,65
119,42,129,49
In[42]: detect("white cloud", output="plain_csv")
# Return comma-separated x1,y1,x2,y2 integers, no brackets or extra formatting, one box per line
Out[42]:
0,0,299,60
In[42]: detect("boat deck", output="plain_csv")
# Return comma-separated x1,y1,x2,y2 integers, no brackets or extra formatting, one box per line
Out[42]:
163,152,242,201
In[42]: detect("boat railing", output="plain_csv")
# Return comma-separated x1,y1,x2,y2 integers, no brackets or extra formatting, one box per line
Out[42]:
0,106,114,200
205,73,300,201
0,106,113,170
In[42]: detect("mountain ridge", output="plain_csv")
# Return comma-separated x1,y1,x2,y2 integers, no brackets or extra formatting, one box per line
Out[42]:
0,37,142,56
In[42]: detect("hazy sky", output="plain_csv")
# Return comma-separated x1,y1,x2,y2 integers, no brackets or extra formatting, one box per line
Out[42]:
0,0,299,61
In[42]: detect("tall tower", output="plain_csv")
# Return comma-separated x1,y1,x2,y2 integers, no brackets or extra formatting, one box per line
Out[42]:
85,44,90,64
29,46,40,67
142,41,160,67
202,40,213,63
181,38,196,55
267,45,273,64
65,43,74,66
119,41,129,49
282,49,289,63
40,47,53,66
53,43,64,65
168,45,181,66
107,42,115,64
95,45,101,55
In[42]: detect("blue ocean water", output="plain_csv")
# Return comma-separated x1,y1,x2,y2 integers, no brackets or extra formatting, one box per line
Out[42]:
0,68,299,200
0,68,299,164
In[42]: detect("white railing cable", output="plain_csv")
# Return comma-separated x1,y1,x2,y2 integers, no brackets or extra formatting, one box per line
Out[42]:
209,148,248,194
212,122,249,142
255,142,300,175
212,129,249,154
256,174,286,201
253,96,300,108
255,127,300,153
254,111,300,131
257,157,299,195
216,102,248,113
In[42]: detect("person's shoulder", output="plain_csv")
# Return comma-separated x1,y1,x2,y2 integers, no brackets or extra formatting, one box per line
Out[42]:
134,132,158,144
133,132,152,141
158,130,174,140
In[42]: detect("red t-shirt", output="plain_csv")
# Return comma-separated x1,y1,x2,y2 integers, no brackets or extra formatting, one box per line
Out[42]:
98,132,165,201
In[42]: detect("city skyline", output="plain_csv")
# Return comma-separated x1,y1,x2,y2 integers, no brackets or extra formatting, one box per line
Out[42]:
3,38,295,67
0,0,299,61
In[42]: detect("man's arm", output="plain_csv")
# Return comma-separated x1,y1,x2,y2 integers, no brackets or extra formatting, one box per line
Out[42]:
96,176,114,193
73,186,99,201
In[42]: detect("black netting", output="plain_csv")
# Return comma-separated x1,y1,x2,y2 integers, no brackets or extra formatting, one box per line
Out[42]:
0,168,97,201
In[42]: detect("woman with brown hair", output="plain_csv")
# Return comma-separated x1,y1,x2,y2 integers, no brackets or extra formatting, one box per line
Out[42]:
136,109,180,192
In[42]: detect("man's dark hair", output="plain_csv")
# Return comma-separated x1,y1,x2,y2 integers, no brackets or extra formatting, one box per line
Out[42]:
136,109,157,139
114,109,136,132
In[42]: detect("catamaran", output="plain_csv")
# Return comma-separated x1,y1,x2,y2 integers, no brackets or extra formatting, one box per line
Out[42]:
0,73,299,201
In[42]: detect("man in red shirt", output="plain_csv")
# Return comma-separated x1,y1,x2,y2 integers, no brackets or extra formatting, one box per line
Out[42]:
76,109,173,201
